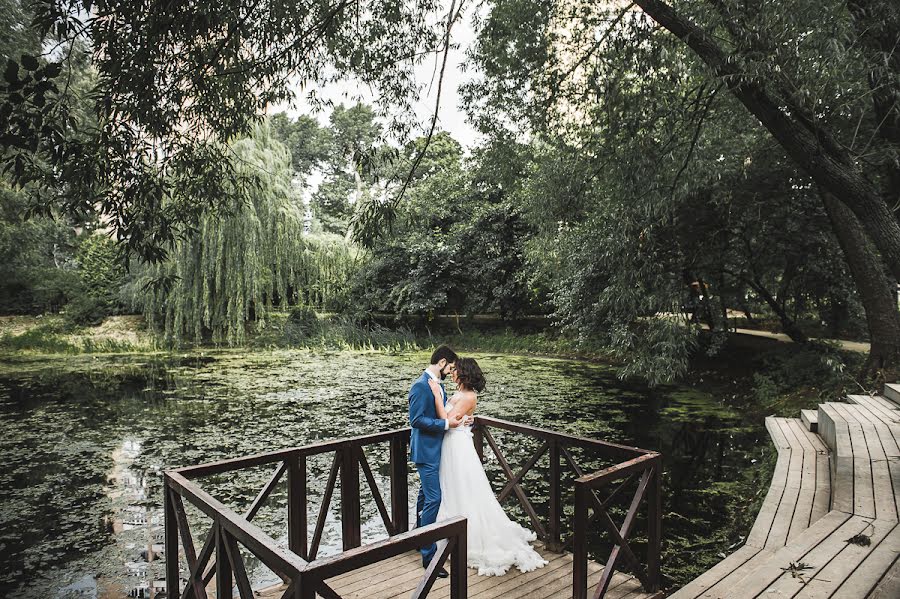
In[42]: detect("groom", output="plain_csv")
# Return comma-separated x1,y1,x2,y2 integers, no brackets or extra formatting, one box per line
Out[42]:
409,345,464,576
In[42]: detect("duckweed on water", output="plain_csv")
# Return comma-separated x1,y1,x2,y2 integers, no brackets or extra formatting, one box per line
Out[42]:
0,349,770,596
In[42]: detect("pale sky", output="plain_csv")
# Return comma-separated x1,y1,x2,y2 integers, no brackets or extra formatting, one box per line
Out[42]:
274,6,483,151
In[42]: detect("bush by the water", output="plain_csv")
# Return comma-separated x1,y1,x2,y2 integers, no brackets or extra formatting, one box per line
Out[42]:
284,306,321,341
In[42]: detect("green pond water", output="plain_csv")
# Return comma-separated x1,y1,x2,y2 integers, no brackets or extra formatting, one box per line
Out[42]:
0,349,770,597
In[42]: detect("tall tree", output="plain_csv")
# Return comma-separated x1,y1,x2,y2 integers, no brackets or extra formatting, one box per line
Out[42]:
1,0,452,262
140,121,355,344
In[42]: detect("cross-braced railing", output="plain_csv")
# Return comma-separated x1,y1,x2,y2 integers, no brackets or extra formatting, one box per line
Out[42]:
164,429,466,599
472,416,662,599
164,420,661,599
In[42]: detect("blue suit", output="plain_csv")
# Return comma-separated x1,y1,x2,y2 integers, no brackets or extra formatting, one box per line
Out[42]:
409,371,446,566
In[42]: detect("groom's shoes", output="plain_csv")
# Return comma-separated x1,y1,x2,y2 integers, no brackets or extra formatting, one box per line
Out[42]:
422,561,450,579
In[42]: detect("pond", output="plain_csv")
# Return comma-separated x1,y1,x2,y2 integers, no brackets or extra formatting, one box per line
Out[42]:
0,349,771,597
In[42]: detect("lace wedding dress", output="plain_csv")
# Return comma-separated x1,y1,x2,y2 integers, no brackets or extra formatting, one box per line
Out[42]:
436,399,549,576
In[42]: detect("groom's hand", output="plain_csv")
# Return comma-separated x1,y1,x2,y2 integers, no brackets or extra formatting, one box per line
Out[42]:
448,412,465,428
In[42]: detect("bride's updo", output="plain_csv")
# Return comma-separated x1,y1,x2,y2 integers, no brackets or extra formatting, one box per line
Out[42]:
455,357,486,392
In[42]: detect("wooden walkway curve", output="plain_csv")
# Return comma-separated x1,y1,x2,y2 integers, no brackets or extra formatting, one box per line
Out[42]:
669,384,900,598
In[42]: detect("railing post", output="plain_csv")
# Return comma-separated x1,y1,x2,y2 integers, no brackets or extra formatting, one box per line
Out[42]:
390,434,409,534
647,458,662,592
451,523,468,599
473,423,484,463
573,482,589,599
288,452,308,559
215,523,232,598
340,444,362,549
548,440,562,551
164,478,180,599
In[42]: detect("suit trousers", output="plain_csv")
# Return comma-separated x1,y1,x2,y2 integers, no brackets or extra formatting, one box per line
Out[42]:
415,461,441,565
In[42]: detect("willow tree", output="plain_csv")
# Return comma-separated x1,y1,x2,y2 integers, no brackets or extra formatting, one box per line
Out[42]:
142,122,356,345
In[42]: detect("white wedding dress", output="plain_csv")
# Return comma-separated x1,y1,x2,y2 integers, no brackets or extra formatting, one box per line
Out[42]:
436,398,549,576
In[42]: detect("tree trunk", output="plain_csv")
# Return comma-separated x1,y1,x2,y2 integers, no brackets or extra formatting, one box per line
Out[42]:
748,279,809,344
634,0,900,283
820,191,900,379
847,0,900,207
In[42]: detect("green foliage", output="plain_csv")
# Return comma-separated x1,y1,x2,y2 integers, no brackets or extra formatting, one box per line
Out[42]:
310,103,385,236
0,177,82,314
1,0,451,263
348,131,539,320
460,0,880,382
139,121,358,345
283,305,321,342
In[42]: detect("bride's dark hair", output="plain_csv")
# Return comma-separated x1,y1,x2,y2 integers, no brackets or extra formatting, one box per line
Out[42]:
455,357,486,392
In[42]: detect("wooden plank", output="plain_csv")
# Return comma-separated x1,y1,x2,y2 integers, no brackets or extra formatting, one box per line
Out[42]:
801,409,818,433
840,406,878,520
820,404,855,514
843,404,899,523
766,419,805,548
718,510,852,598
810,450,832,525
847,395,900,427
846,398,900,458
870,393,900,414
883,383,900,406
665,545,764,598
785,420,818,541
795,520,897,599
728,514,872,598
829,525,900,598
818,404,837,455
745,419,792,548
868,552,900,599
693,547,776,598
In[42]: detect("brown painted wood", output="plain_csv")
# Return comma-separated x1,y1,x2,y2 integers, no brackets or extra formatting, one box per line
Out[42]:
548,441,562,551
166,472,306,577
249,461,287,521
166,418,665,599
288,453,307,560
593,468,653,597
340,444,362,550
483,427,548,539
576,452,660,488
413,538,455,599
498,440,550,503
164,480,181,599
310,452,341,560
170,489,208,599
359,446,395,535
173,448,296,479
222,528,254,599
214,525,232,599
475,416,650,459
390,434,409,534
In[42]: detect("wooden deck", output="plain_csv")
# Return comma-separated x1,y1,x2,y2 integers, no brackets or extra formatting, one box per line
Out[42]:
258,543,659,599
670,384,900,598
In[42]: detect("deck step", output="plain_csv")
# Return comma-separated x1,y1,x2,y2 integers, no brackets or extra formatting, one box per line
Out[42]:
883,383,900,406
800,409,818,432
673,386,900,598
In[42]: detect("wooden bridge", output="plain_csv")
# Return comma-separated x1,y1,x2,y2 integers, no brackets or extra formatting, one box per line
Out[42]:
163,417,663,599
671,383,900,598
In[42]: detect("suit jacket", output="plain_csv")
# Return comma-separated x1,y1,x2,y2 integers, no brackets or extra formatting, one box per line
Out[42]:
408,371,447,464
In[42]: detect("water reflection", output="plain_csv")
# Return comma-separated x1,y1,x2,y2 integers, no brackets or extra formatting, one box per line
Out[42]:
0,350,768,597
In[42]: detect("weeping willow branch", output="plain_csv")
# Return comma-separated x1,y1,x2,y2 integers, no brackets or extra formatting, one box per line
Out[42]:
138,121,358,345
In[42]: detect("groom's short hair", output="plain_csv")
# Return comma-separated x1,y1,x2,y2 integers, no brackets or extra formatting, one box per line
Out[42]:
430,345,458,365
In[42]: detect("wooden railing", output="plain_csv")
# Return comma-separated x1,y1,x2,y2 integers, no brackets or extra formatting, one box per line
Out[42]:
472,416,662,598
163,420,661,599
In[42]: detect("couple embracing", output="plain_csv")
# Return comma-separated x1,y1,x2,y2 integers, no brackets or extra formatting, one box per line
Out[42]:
408,345,548,578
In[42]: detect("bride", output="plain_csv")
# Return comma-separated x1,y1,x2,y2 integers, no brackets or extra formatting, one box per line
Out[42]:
426,358,548,577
